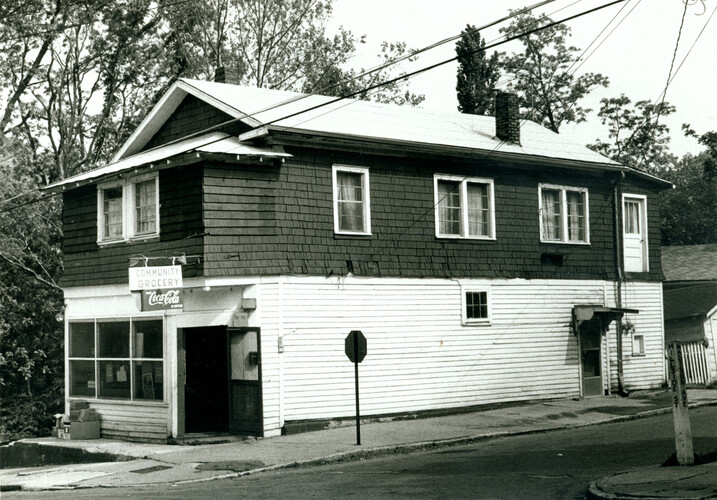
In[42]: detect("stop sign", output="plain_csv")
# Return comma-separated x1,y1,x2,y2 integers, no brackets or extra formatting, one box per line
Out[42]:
345,330,367,363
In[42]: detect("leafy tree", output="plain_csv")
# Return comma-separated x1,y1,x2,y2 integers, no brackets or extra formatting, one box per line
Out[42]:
587,94,677,173
659,127,717,245
455,25,500,115
498,10,609,132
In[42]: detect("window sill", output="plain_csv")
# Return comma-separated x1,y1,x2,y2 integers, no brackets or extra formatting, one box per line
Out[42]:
462,320,492,327
97,234,160,246
333,232,373,239
540,240,590,246
436,235,496,241
67,397,168,407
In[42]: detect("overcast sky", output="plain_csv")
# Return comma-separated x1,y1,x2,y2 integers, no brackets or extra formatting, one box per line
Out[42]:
328,0,717,159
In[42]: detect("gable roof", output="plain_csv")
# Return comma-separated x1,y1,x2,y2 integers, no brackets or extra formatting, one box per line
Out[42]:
116,78,618,167
48,78,672,192
662,244,717,282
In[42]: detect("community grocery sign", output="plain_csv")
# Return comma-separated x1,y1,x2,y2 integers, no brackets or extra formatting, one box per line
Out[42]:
129,265,183,291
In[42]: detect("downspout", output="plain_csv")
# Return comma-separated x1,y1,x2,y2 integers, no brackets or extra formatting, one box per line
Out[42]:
614,172,628,396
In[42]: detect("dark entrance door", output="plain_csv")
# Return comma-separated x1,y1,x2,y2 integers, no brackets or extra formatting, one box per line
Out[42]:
228,328,263,436
579,319,603,397
185,326,228,433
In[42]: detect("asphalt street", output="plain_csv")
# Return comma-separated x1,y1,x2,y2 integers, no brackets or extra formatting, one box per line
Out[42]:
6,406,717,499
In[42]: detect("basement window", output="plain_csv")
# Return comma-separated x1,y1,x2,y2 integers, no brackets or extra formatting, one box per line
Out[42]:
97,174,159,243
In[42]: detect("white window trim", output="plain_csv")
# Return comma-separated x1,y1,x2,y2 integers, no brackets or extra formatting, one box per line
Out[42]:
622,193,649,272
332,164,371,236
538,183,590,245
632,333,646,356
461,285,492,326
97,173,159,244
434,174,496,240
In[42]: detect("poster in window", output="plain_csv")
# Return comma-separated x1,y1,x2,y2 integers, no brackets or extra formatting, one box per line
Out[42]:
142,373,155,399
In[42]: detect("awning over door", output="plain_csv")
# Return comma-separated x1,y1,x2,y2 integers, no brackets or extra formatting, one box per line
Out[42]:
573,304,639,335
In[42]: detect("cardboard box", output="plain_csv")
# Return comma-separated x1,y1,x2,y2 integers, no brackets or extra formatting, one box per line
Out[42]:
67,421,100,440
69,400,89,410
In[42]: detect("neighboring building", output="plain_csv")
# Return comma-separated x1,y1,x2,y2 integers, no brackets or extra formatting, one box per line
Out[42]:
662,244,717,383
45,79,671,442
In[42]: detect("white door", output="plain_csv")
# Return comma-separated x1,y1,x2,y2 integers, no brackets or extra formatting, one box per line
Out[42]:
623,195,648,272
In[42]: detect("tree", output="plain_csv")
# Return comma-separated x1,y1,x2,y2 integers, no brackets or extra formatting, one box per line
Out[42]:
498,10,609,132
587,94,677,173
455,25,500,115
659,127,717,245
159,0,423,105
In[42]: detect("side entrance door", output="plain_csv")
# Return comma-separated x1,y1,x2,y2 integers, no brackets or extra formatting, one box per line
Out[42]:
579,318,603,397
623,195,648,272
228,328,263,436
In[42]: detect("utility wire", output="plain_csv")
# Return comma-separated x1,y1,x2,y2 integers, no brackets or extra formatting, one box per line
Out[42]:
0,0,626,215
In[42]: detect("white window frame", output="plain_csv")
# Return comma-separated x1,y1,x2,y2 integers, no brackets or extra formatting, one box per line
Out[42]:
332,165,371,236
632,333,645,356
434,174,496,240
461,285,491,326
538,183,590,245
97,173,159,244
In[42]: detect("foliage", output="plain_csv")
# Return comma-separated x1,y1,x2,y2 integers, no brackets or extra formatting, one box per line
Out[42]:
498,10,609,132
455,25,500,115
587,94,677,173
659,128,717,245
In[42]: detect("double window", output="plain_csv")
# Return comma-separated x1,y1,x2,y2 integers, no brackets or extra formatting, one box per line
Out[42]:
69,319,164,401
97,174,159,243
539,184,589,244
434,175,495,239
332,165,371,235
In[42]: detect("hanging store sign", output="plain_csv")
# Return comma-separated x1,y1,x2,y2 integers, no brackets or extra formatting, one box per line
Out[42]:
129,265,183,291
140,289,184,311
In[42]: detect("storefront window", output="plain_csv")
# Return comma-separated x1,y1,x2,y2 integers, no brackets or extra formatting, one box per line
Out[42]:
68,319,164,401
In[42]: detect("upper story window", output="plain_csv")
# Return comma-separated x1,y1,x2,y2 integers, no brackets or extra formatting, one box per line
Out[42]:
97,174,159,243
538,184,589,244
434,175,495,239
332,165,371,235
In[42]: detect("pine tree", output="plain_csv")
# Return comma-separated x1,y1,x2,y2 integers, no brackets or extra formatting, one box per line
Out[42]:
455,25,500,116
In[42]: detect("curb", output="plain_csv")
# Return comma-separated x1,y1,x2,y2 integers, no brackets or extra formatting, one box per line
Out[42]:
6,400,717,491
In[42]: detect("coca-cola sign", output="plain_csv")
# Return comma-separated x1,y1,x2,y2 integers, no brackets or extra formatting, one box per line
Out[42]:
141,288,183,311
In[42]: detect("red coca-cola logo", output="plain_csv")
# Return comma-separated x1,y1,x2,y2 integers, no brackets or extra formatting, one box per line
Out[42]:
147,289,181,306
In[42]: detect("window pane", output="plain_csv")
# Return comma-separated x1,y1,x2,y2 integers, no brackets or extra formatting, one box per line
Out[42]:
467,183,490,236
541,189,562,240
98,321,130,358
567,191,586,242
466,291,488,319
625,201,640,234
70,360,96,397
103,187,123,239
135,180,157,235
438,180,461,235
133,320,163,358
69,322,95,358
337,171,365,232
133,361,163,400
99,360,131,399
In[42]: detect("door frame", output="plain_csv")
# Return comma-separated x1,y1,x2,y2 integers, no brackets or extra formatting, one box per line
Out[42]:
622,193,649,272
578,318,604,397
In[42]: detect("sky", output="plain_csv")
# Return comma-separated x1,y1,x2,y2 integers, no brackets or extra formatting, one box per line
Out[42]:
327,0,717,159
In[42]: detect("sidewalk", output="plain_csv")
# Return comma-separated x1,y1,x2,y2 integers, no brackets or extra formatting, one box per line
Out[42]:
1,388,717,494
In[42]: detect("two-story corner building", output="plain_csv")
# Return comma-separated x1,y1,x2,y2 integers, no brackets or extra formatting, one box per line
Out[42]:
45,78,671,442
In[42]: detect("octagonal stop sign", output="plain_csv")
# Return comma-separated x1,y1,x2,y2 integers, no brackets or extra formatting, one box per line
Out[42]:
345,330,367,363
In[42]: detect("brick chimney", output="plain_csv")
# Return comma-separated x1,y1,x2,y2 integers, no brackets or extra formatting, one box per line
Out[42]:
495,92,521,145
214,66,240,84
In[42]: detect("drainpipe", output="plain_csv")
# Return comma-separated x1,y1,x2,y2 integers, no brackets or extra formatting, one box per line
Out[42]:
614,173,628,396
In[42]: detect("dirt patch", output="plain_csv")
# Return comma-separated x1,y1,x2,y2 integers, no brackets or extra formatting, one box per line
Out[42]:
196,460,265,472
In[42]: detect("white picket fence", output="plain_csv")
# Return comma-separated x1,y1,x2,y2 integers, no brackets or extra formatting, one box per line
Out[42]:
665,342,711,385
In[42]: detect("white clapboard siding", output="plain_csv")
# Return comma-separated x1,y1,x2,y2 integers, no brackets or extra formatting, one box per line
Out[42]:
604,281,665,392
86,401,169,442
271,277,617,423
258,280,281,436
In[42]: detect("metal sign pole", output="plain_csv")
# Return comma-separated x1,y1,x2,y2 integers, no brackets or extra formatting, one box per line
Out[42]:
354,332,361,445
